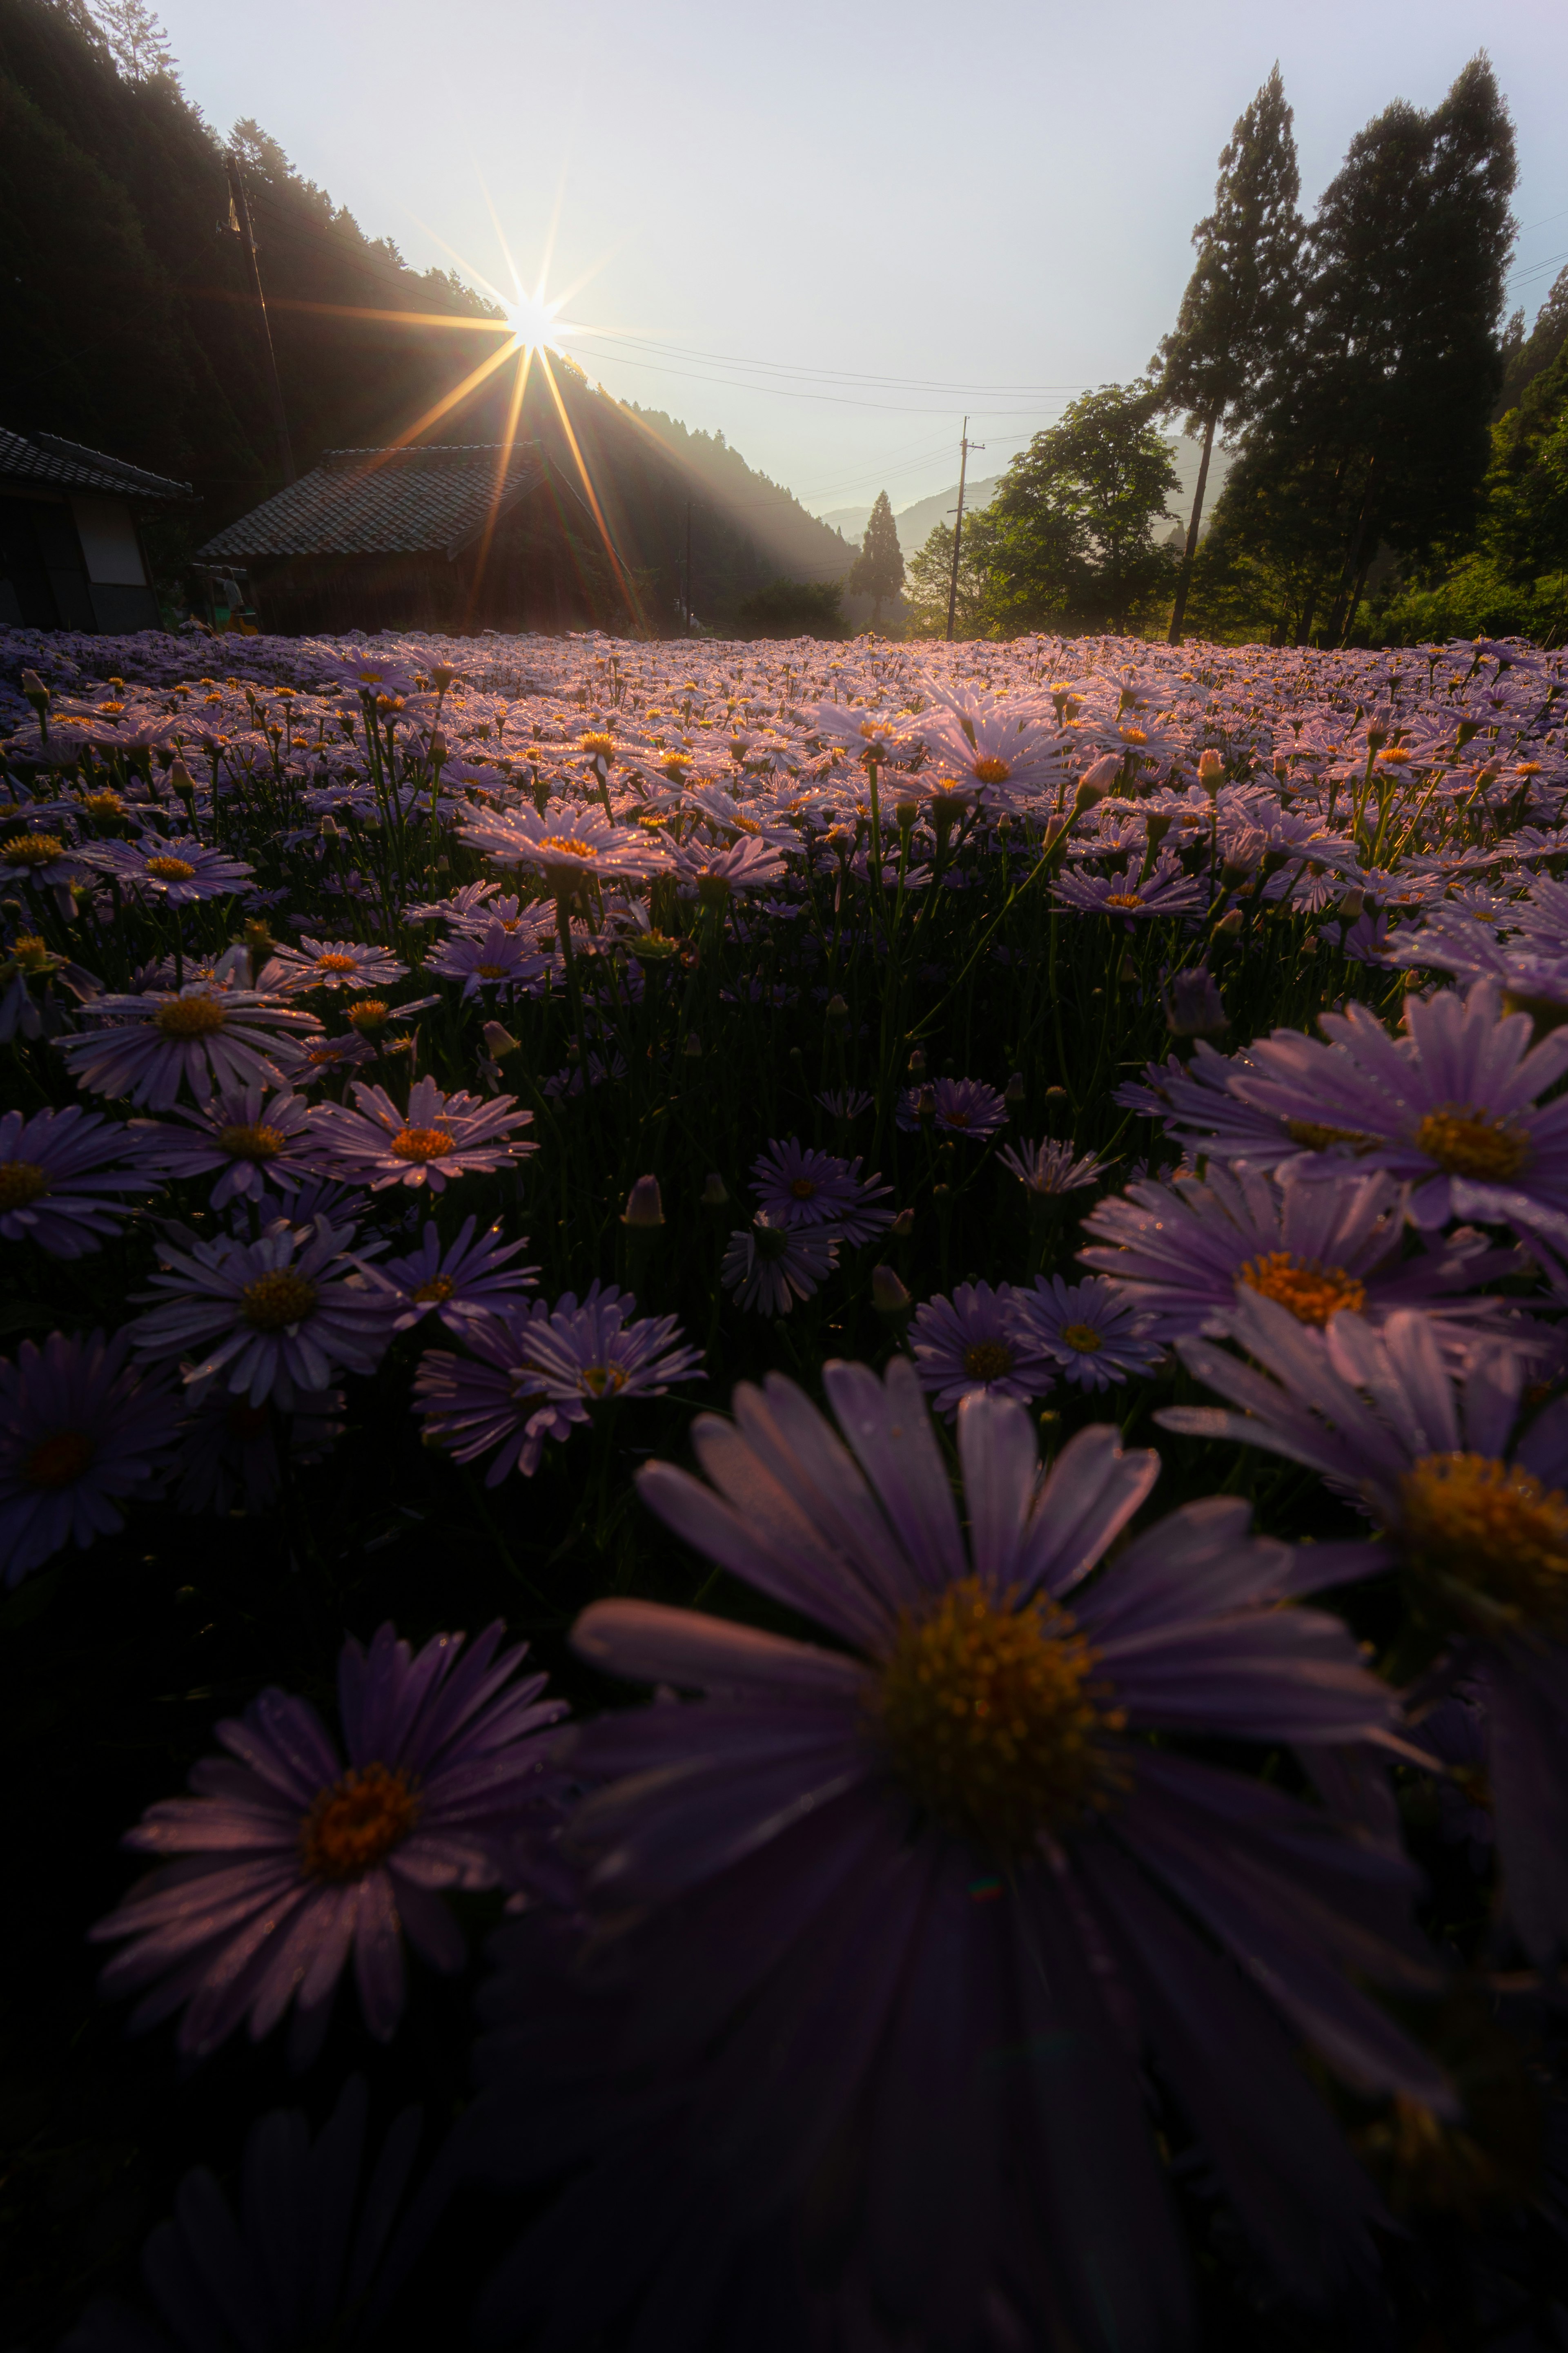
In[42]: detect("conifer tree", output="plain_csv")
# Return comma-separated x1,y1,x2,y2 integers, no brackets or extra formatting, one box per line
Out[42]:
849,490,904,627
1154,66,1304,643
89,0,176,83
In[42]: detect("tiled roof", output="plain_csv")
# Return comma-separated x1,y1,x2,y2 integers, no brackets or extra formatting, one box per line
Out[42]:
196,443,550,562
0,426,194,500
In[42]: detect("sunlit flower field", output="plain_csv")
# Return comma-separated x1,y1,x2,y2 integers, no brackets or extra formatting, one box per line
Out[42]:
5,618,1568,2350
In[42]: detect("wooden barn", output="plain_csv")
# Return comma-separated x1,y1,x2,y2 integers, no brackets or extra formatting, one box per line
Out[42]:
0,427,191,632
194,441,622,636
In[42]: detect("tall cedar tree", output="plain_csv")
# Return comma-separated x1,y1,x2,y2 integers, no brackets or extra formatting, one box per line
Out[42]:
1218,55,1516,646
972,386,1178,635
1498,264,1568,415
849,491,905,626
1154,65,1303,642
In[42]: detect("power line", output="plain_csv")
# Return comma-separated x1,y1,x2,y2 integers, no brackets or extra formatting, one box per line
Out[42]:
566,327,1091,399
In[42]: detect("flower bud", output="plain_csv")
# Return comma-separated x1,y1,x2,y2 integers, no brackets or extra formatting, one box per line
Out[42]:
622,1175,664,1228
1004,1072,1025,1105
826,993,849,1020
700,1172,728,1206
1339,887,1365,921
429,663,457,691
1212,908,1243,939
428,732,447,761
870,1265,911,1313
482,1021,519,1059
1072,754,1120,812
889,1207,915,1238
893,798,920,830
1143,812,1174,856
1197,749,1224,792
906,1046,927,1077
682,1031,702,1058
1162,963,1228,1039
1298,934,1319,959
168,757,198,798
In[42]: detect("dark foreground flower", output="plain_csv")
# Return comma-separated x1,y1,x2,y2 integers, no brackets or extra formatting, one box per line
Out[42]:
1160,1298,1568,1963
462,1363,1447,2347
0,1328,179,1586
0,1103,155,1255
62,2076,430,2353
91,1621,566,2061
751,1136,892,1242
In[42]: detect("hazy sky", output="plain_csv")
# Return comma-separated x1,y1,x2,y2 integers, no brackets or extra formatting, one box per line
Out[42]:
155,0,1568,517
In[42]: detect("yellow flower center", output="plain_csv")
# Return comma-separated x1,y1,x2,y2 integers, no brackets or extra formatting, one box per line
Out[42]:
539,835,595,860
314,952,360,975
1060,1323,1103,1353
962,1339,1016,1381
155,995,227,1037
390,1126,454,1163
299,1763,421,1882
1120,727,1148,745
1285,1119,1372,1153
1376,746,1412,765
347,999,388,1032
1414,1107,1529,1183
971,756,1012,784
81,792,123,819
477,962,507,979
412,1274,456,1304
0,1159,50,1210
240,1269,318,1330
25,1429,94,1488
875,1577,1123,1853
1398,1452,1568,1640
218,1122,284,1162
582,1365,629,1398
1238,1251,1368,1326
145,856,196,882
5,833,64,867
1103,892,1144,909
789,1176,817,1200
580,733,615,758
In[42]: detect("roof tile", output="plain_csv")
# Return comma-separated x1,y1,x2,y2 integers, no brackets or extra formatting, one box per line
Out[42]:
196,443,548,561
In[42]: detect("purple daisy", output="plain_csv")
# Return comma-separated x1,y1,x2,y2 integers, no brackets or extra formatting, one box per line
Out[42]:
172,1386,345,1516
261,937,410,995
1010,1272,1165,1390
321,1075,535,1193
721,1215,840,1315
0,1104,156,1256
523,1290,704,1416
1160,1299,1568,1963
130,1220,396,1407
0,1329,179,1586
895,1075,1007,1140
80,834,255,905
90,1619,566,2061
58,983,323,1112
1052,852,1210,920
425,921,549,1001
369,1216,539,1334
463,1364,1444,2343
62,2076,430,2353
751,1137,893,1242
996,1134,1114,1197
135,1085,332,1211
1230,979,1568,1256
910,1280,1056,1417
1079,1164,1519,1346
459,801,673,890
412,1300,578,1483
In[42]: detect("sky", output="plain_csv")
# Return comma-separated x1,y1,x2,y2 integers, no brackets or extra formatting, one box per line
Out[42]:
154,0,1568,519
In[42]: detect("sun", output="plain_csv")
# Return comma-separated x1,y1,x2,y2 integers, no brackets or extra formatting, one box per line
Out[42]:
501,283,569,355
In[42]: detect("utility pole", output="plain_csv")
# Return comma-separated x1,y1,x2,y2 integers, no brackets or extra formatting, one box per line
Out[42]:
685,499,693,636
225,150,296,487
945,417,983,643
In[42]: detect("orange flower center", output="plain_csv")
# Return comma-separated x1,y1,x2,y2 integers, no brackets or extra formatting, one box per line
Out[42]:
25,1429,94,1488
155,995,227,1037
412,1274,455,1303
1238,1251,1368,1326
4,833,64,868
1060,1323,1103,1353
390,1126,454,1163
218,1122,284,1162
240,1269,318,1329
971,756,1011,784
1414,1107,1529,1183
1103,892,1144,910
963,1340,1016,1381
298,1763,421,1881
0,1159,50,1210
1398,1451,1568,1640
314,952,360,975
145,856,196,882
539,836,595,860
789,1176,817,1199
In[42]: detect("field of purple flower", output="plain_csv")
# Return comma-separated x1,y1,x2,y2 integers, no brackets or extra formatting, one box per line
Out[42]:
3,618,1568,2351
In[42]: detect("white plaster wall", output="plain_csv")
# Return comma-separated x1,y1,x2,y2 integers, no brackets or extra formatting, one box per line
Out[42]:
71,497,147,586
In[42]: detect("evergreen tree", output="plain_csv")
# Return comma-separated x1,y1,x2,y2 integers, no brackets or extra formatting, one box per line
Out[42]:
1154,65,1304,642
847,489,904,627
88,0,174,82
1223,55,1516,645
977,385,1178,634
1498,264,1568,413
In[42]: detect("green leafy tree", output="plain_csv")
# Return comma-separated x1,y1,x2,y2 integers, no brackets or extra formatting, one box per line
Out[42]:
1153,65,1304,642
1222,55,1516,646
1485,343,1568,582
847,489,904,627
978,385,1179,634
904,520,989,637
736,577,846,639
1498,264,1568,414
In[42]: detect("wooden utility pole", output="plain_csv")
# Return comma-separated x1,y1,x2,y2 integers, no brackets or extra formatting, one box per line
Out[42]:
225,151,296,487
945,418,983,642
685,499,693,635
